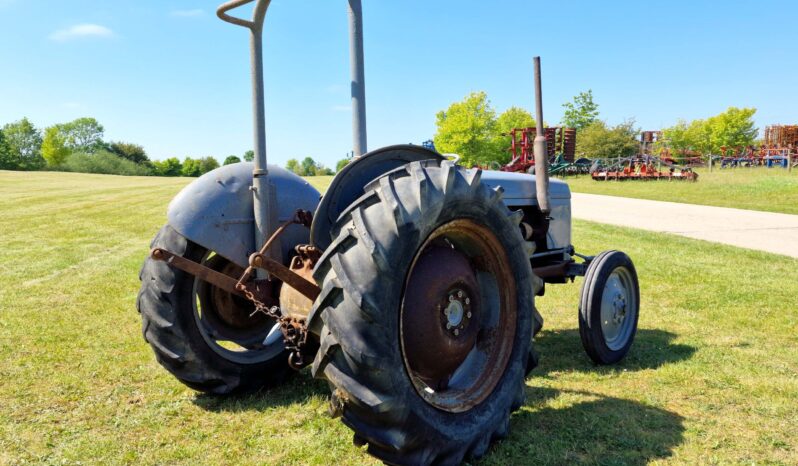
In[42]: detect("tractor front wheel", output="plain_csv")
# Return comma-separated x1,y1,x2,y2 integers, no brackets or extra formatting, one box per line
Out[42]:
309,160,541,464
578,250,640,365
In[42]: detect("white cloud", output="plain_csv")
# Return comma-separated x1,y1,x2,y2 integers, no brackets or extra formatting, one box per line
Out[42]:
171,9,204,17
49,24,113,42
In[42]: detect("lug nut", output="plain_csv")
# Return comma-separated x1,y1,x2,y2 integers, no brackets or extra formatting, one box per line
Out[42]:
467,312,472,318
454,329,460,336
465,298,470,305
457,290,464,298
449,295,454,302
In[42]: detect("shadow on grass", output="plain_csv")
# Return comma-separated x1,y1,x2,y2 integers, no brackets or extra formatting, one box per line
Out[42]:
192,329,691,464
192,370,328,413
484,387,685,465
534,328,696,376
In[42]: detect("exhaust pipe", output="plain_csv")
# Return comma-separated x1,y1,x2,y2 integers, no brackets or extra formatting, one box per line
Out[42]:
533,56,550,214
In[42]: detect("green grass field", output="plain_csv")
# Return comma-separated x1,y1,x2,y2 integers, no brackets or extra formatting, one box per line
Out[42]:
1,170,797,465
561,167,798,215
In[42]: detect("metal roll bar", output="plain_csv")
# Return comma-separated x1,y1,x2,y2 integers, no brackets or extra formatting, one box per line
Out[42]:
216,0,369,253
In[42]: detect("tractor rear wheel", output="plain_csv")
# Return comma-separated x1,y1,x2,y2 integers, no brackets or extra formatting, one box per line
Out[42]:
578,250,640,365
309,160,541,464
137,225,289,394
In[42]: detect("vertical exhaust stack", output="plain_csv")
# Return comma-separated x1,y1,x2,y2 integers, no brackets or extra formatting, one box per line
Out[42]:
533,56,551,214
348,0,368,157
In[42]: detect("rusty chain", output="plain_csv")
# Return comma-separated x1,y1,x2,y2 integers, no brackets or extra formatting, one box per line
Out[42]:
237,209,317,370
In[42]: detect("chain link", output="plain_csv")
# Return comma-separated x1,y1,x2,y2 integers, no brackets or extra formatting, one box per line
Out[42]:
242,284,311,370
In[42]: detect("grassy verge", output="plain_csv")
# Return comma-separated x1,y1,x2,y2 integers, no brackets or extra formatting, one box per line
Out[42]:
1,171,796,465
560,167,798,215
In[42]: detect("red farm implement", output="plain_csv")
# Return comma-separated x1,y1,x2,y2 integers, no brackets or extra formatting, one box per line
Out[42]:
501,126,577,173
591,156,699,181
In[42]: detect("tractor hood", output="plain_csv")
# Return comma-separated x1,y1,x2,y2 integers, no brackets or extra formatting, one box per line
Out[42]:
479,170,570,205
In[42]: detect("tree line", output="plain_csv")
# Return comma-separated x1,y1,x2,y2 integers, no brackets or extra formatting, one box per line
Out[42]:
283,156,351,177
0,116,349,178
433,90,759,165
0,117,255,177
2,98,758,178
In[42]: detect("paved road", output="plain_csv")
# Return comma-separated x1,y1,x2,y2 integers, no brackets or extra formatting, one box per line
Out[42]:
571,193,798,259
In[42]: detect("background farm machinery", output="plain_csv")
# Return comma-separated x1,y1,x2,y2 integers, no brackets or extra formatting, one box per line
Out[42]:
718,125,796,170
589,155,699,181
589,130,698,181
499,126,591,175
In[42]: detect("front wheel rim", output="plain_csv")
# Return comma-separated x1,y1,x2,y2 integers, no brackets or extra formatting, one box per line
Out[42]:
599,266,637,351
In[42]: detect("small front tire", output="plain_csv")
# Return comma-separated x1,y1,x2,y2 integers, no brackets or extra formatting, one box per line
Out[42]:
578,250,640,365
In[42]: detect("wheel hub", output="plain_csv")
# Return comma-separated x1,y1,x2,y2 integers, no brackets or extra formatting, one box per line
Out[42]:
443,289,472,335
612,293,626,324
599,267,637,351
402,245,480,388
195,254,276,350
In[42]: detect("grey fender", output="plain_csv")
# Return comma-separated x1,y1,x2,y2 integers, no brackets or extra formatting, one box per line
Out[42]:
167,162,320,268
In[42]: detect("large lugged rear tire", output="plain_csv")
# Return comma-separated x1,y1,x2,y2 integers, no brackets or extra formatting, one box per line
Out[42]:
308,160,542,465
137,225,289,394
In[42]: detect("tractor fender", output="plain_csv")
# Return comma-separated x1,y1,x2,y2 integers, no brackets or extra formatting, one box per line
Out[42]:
167,162,320,268
310,144,445,250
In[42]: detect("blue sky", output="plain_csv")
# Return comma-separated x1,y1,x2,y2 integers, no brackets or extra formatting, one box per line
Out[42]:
0,0,795,167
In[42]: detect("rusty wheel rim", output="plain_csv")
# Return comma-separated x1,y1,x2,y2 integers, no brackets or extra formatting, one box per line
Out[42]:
400,219,517,413
193,253,283,364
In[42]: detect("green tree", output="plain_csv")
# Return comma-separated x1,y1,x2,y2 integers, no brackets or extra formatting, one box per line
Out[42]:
300,157,318,176
153,157,182,176
286,158,300,174
60,117,105,153
243,150,255,162
198,156,220,175
335,158,350,173
108,141,149,165
686,119,713,156
181,157,202,177
561,90,599,130
41,126,70,166
661,107,758,158
496,106,536,134
433,91,499,167
660,120,691,156
0,129,14,169
313,165,334,176
60,150,153,176
2,118,44,170
224,155,241,165
707,107,758,152
577,120,640,159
